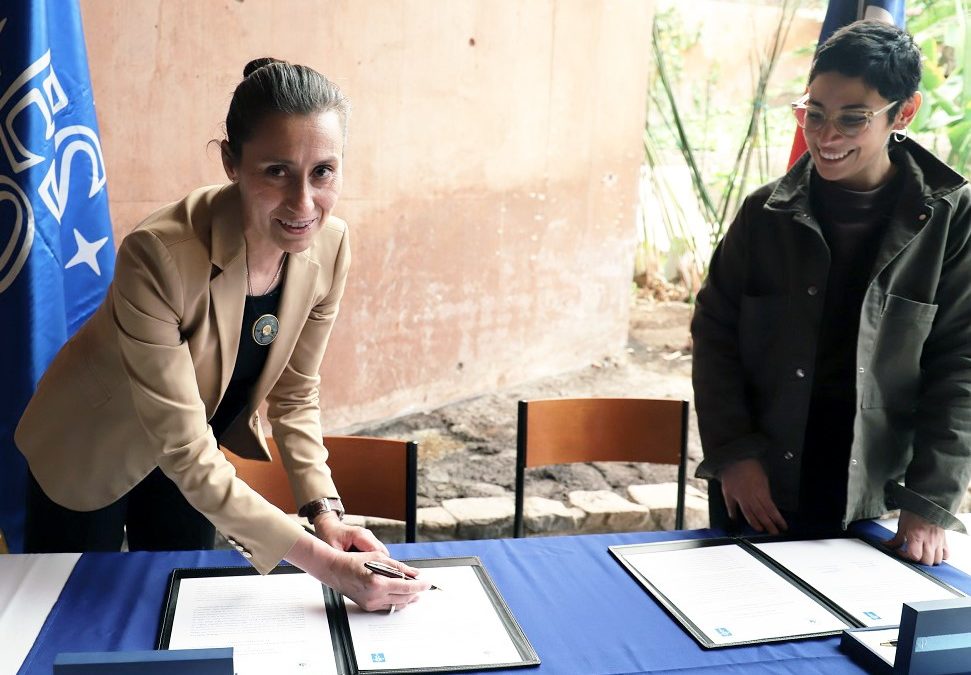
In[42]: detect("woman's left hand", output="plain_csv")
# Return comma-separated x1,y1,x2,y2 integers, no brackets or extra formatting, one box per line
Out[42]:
313,513,389,555
884,510,949,566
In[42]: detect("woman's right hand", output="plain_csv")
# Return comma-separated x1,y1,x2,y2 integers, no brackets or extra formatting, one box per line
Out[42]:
285,531,430,611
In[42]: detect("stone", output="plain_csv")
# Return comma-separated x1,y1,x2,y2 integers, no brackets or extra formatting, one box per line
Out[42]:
361,516,406,544
442,497,515,539
627,483,710,530
523,496,586,535
538,463,611,492
593,461,645,487
425,467,451,483
568,490,651,533
465,482,511,498
416,506,458,541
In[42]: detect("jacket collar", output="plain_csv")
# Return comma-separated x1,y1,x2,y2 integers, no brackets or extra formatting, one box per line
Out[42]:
764,138,967,214
210,183,246,270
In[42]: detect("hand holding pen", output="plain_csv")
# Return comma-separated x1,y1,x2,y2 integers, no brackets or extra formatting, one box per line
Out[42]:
364,560,443,614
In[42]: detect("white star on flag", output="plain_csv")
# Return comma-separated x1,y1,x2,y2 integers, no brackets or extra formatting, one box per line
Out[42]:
65,228,109,276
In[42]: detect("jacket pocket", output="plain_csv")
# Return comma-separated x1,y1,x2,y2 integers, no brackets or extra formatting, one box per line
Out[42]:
738,293,787,385
861,294,937,410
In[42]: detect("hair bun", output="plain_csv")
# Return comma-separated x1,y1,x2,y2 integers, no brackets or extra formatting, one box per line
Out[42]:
243,57,284,78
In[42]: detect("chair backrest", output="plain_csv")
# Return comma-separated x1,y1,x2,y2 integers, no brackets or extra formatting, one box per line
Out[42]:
514,397,689,537
224,435,418,542
322,435,418,543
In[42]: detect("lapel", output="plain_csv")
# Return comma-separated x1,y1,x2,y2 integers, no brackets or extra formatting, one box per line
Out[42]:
869,147,933,283
249,248,319,408
208,185,247,401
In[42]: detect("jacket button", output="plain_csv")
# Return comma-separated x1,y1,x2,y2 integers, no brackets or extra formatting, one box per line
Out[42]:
858,367,865,374
918,214,927,221
783,451,794,460
807,286,818,296
241,551,253,559
795,368,805,378
850,459,859,467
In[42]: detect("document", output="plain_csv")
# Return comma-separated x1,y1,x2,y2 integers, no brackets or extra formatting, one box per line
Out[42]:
611,536,964,648
166,571,335,675
0,553,80,674
345,566,523,670
159,557,540,674
754,538,956,627
620,542,847,646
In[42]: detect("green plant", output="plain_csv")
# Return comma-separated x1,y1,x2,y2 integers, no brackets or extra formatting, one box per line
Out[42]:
641,1,801,290
909,0,971,175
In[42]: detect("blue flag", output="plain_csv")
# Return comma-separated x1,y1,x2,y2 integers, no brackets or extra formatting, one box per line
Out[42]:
819,0,904,40
0,1,114,552
788,0,906,167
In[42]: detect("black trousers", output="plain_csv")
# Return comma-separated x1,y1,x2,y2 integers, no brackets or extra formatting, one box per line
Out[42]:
25,467,215,553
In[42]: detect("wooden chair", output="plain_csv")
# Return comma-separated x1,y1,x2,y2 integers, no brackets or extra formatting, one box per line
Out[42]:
514,397,689,537
0,527,8,554
225,435,418,542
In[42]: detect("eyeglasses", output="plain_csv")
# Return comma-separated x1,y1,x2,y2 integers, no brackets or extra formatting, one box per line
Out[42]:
791,93,898,137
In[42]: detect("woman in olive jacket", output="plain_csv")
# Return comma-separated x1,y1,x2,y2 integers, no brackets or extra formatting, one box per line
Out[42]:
693,20,971,566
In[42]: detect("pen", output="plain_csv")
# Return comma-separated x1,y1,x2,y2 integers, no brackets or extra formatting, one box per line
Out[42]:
880,639,898,648
364,560,443,590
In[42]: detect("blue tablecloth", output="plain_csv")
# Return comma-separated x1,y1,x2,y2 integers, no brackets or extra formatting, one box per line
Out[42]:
18,521,971,674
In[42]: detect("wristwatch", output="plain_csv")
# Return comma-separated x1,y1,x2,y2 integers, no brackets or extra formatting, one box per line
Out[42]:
299,497,345,521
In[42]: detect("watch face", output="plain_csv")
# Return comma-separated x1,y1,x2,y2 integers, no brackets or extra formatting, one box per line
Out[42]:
326,498,345,519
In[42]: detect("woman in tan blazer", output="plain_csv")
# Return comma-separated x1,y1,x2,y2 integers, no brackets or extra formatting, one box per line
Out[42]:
15,58,428,612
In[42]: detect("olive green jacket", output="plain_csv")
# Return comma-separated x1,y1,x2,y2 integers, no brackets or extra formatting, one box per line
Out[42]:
692,139,971,531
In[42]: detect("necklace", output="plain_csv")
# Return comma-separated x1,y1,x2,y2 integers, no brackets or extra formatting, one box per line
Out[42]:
246,253,287,346
246,252,287,297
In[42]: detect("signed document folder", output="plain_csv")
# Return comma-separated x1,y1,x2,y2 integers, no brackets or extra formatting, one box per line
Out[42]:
609,536,965,648
158,556,539,674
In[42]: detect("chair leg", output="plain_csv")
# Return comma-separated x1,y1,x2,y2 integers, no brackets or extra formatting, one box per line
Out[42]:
514,401,528,538
675,400,690,530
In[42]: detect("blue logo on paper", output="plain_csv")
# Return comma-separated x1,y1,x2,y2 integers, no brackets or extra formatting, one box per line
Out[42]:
370,653,386,663
863,611,881,620
715,627,732,637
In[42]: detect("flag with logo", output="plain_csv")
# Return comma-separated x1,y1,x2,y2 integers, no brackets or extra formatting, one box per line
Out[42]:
0,0,114,552
788,0,906,168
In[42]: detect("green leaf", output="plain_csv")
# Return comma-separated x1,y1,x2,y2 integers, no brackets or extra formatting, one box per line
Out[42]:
910,1,958,35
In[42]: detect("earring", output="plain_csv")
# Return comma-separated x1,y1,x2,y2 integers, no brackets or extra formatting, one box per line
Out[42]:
892,128,909,142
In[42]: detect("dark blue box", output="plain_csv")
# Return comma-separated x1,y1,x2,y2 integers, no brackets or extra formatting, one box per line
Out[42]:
896,597,971,674
54,647,233,674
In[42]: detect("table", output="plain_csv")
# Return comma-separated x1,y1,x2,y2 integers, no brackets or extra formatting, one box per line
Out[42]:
17,520,971,674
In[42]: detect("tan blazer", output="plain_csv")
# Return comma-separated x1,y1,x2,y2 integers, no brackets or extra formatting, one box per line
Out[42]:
16,184,350,574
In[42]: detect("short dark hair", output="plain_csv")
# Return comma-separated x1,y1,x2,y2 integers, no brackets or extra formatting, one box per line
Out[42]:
809,20,921,118
224,57,351,159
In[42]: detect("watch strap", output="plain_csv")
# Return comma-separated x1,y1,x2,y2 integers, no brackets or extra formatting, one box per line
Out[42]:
299,497,345,521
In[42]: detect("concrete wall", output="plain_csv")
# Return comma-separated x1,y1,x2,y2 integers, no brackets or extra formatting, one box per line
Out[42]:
79,0,653,428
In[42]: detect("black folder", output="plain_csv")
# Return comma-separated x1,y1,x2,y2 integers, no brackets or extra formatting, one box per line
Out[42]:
158,556,540,674
609,534,964,649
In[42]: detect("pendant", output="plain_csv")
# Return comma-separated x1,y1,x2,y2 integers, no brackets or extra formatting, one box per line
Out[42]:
252,314,280,345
